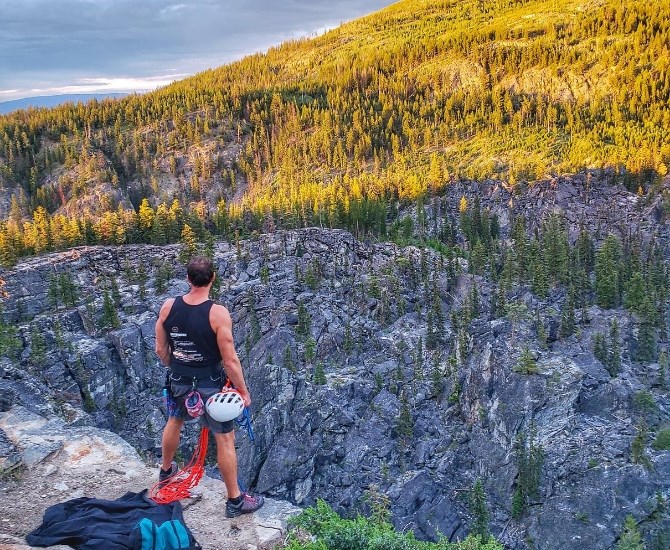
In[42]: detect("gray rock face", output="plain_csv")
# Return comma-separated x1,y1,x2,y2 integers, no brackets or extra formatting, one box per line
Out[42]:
0,178,669,548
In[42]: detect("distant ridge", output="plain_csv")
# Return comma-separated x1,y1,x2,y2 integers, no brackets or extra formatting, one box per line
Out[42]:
0,93,127,114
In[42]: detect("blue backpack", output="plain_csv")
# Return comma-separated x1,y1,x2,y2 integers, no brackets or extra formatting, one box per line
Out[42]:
131,518,201,550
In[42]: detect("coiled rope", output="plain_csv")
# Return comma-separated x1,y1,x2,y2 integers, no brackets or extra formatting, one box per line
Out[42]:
149,426,209,504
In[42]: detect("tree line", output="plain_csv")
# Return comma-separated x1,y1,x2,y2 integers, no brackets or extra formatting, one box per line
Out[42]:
0,0,667,250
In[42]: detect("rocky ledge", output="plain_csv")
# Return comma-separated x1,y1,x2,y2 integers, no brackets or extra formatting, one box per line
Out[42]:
0,405,300,549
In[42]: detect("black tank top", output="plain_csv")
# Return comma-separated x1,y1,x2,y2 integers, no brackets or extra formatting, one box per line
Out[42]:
164,296,222,376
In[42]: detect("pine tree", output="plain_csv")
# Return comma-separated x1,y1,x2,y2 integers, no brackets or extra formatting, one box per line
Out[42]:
635,315,657,364
499,251,516,291
313,361,326,385
102,290,121,330
531,246,549,298
542,215,569,286
154,262,172,293
260,263,270,284
511,428,544,518
535,311,548,350
283,345,295,372
343,323,353,352
52,318,66,351
514,346,538,374
469,283,480,319
593,332,608,365
296,301,311,337
30,327,46,366
631,421,650,469
494,285,507,318
109,277,121,305
138,198,155,241
0,230,17,268
624,272,647,315
179,223,198,263
150,209,168,245
559,289,576,339
616,516,643,550
511,487,525,520
576,229,595,273
469,479,490,542
203,230,215,260
470,240,487,275
595,235,622,309
0,319,20,358
304,337,316,363
59,272,78,307
428,152,443,190
430,356,442,396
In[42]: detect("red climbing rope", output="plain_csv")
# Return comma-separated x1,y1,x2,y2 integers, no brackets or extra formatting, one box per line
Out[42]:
149,427,209,504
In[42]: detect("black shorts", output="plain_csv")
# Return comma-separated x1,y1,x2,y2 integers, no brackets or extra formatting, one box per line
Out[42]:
168,372,235,434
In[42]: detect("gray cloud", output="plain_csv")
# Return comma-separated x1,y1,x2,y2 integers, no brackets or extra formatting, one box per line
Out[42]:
0,0,394,101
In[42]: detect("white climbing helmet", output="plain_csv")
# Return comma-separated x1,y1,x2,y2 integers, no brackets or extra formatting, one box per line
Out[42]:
206,390,244,422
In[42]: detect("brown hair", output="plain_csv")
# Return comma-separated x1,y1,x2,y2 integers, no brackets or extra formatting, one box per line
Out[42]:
187,256,215,287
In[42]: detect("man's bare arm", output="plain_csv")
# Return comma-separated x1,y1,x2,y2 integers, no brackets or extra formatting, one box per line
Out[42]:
212,305,251,406
155,299,175,366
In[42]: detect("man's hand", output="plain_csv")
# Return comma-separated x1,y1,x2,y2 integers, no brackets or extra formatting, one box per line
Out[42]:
238,389,252,408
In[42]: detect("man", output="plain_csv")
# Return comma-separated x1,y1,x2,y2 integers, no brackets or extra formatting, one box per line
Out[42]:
155,256,264,518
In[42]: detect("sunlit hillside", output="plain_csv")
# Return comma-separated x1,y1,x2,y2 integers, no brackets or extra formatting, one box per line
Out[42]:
0,0,668,262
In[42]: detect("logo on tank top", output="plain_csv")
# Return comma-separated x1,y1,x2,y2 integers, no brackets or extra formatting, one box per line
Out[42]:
170,325,204,362
170,326,188,337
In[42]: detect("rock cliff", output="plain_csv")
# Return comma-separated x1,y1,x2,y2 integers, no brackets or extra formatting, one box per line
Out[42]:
0,176,669,549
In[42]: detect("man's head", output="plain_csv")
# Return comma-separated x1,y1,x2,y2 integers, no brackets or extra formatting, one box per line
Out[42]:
187,256,215,287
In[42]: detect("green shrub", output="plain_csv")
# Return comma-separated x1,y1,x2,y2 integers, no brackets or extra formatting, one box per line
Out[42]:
652,428,670,451
284,499,503,550
633,391,657,414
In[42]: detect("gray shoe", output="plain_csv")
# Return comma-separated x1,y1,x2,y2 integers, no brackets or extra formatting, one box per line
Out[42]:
225,493,265,518
159,461,177,483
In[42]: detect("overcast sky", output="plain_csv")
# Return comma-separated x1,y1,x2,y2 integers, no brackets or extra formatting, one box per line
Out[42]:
0,0,395,102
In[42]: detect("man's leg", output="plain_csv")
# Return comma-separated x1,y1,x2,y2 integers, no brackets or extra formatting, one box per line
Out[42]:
213,430,241,499
161,417,184,470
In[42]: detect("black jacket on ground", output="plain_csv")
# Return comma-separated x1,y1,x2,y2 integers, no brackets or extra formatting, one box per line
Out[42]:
25,489,199,549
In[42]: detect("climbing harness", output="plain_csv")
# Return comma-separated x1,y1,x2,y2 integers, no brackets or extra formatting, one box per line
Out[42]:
149,426,209,504
152,378,256,504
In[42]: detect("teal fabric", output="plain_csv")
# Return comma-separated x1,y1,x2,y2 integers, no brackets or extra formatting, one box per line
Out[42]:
134,518,193,550
136,519,154,550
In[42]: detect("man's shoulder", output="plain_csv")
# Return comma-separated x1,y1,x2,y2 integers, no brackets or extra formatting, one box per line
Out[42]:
210,302,231,316
158,297,176,315
209,302,231,325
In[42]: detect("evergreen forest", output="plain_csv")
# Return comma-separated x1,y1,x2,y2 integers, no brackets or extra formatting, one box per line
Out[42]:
0,0,668,263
